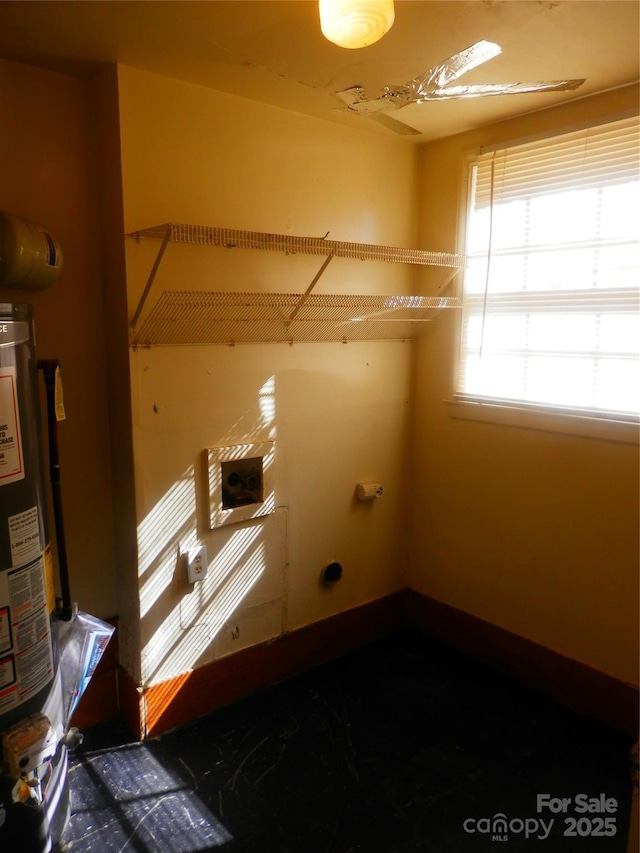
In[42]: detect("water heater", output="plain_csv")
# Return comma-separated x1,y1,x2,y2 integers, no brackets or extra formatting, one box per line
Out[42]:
0,303,68,850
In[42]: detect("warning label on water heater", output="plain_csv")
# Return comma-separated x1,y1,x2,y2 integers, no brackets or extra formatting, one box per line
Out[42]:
0,367,25,486
0,552,54,715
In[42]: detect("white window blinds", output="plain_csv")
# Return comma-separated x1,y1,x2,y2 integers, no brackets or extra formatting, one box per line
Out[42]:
457,114,640,420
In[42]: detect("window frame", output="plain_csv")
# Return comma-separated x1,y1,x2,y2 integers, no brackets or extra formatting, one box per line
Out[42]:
448,111,640,444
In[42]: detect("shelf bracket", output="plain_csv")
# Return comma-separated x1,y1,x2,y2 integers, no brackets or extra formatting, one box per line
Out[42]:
130,224,172,332
438,266,461,294
286,253,335,327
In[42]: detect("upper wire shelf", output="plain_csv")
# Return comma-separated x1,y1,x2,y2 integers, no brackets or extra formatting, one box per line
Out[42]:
128,222,467,268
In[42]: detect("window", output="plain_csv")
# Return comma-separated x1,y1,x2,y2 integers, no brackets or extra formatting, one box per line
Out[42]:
456,115,639,423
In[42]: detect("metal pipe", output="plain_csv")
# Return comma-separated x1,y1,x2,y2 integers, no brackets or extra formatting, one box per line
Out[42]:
38,359,73,621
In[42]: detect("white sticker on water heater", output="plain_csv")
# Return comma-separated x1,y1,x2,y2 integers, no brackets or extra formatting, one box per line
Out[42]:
0,367,25,486
8,506,41,567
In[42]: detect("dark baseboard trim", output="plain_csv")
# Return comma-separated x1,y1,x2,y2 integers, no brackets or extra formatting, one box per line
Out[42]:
405,590,639,738
142,591,405,738
76,592,638,742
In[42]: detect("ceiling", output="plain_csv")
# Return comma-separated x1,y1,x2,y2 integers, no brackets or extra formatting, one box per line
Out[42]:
0,1,637,142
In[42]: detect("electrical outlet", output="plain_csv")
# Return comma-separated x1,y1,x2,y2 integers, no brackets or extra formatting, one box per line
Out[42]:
187,545,208,583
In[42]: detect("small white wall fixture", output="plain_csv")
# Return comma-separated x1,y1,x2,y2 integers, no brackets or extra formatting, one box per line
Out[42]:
207,441,275,530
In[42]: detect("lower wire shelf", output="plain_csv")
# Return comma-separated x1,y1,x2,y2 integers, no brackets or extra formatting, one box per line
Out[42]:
130,290,462,347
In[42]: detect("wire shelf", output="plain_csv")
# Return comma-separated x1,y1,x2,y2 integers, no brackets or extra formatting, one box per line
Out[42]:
132,291,461,347
128,222,466,268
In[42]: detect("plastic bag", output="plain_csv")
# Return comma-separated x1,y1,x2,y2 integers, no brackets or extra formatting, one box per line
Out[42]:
55,608,115,727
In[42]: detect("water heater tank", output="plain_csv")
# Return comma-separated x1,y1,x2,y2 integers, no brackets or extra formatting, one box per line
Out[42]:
0,213,63,291
0,303,69,850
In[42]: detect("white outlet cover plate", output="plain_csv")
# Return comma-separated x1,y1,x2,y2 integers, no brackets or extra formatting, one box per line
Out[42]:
187,544,208,583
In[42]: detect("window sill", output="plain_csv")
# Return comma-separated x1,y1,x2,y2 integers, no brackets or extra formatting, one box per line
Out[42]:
445,399,639,445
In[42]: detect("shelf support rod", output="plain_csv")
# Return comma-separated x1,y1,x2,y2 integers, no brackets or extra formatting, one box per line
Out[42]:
286,253,335,326
131,224,172,332
438,266,460,294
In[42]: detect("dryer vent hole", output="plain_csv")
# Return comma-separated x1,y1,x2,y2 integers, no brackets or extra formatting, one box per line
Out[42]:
321,562,343,585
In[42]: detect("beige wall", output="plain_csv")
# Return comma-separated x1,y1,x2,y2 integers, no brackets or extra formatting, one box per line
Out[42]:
0,59,117,618
116,67,417,687
410,84,640,687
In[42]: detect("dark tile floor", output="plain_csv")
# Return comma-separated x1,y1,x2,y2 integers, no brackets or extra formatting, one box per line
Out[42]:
61,633,634,852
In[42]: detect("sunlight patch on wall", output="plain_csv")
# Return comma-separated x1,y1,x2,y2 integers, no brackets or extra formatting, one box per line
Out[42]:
136,374,282,687
208,539,266,633
138,467,198,620
179,525,262,627
259,375,276,438
216,374,277,446
138,466,197,577
142,532,268,684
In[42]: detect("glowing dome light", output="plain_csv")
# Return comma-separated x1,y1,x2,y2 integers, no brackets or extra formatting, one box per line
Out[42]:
319,0,395,49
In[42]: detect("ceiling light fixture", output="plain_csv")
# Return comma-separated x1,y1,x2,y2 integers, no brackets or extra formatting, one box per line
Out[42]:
319,0,395,49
